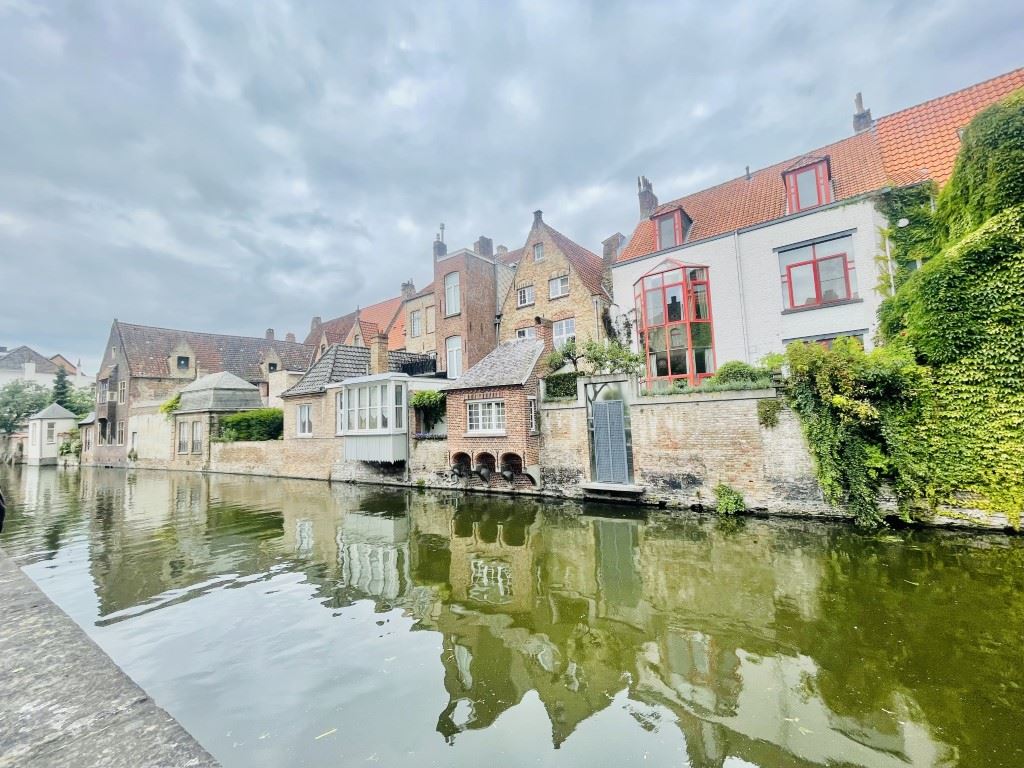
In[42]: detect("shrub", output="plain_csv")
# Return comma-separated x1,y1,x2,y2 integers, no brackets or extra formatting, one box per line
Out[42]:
757,399,782,428
219,408,283,441
544,371,580,400
159,393,181,420
711,360,763,384
714,484,746,515
410,390,446,432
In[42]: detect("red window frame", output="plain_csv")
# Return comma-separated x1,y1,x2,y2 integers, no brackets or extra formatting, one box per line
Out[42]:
633,260,716,389
784,160,832,213
655,209,689,250
782,246,854,309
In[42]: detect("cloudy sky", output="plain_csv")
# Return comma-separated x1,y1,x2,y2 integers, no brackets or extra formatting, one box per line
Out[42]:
1,0,1021,372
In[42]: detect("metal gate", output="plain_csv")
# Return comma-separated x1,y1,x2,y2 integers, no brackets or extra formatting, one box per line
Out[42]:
593,400,628,484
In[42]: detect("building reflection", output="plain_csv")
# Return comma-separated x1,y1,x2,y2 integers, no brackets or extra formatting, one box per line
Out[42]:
2,467,961,767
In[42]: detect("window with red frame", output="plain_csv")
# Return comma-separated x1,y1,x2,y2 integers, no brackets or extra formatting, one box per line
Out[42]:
633,261,715,388
784,160,832,213
778,234,858,309
654,209,691,250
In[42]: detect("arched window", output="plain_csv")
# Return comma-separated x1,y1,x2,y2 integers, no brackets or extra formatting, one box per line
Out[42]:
633,259,715,389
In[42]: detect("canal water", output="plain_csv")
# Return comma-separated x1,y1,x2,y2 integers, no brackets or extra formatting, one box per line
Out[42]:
1,467,1021,768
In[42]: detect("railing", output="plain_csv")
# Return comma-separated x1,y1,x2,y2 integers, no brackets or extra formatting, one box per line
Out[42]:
400,357,437,376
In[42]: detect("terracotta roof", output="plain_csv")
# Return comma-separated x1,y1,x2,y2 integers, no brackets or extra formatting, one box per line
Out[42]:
542,223,609,299
356,319,380,342
111,322,313,382
440,339,544,391
308,294,406,351
282,344,432,397
498,247,524,266
619,67,1024,264
0,346,59,374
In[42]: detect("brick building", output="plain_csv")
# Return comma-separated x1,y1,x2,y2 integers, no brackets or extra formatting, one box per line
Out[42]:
498,210,611,350
304,292,407,362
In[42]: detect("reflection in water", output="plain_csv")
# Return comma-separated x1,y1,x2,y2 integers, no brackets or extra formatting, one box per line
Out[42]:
1,466,1022,768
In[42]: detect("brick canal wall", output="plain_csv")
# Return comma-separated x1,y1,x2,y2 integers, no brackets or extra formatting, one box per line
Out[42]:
0,548,219,767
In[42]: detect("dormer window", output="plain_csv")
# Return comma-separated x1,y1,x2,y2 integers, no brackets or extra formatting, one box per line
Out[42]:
176,356,190,370
654,209,691,250
784,159,832,213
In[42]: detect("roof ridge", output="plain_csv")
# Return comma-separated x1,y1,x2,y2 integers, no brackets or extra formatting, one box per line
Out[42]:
115,320,311,347
876,66,1024,123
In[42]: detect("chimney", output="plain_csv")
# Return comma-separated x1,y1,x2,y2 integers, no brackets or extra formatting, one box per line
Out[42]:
310,316,322,332
745,165,751,181
401,279,416,300
433,233,447,260
369,332,390,375
533,210,544,226
473,236,493,258
853,92,873,134
496,245,508,258
534,316,554,357
265,328,275,340
285,332,296,343
638,176,658,219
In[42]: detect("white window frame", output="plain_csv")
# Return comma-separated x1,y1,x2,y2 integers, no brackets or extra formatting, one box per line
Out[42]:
549,275,570,299
517,285,535,308
117,380,127,404
446,336,462,379
444,272,460,316
528,397,538,433
177,421,189,453
533,243,544,262
46,421,55,444
466,399,506,435
116,420,124,446
297,404,313,436
337,381,407,435
553,317,576,349
191,421,202,453
409,310,422,338
516,327,536,340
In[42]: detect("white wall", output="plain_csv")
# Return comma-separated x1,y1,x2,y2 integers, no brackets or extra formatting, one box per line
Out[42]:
128,407,174,462
26,416,77,465
611,199,885,366
0,362,94,390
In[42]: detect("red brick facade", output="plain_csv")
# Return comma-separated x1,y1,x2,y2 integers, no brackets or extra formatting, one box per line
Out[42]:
434,249,501,376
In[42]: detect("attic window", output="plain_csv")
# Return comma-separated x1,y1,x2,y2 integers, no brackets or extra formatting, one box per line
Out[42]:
176,356,190,371
784,160,833,213
655,209,690,250
533,243,544,262
268,362,278,373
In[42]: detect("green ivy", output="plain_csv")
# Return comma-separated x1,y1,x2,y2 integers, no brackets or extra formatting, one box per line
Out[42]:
159,392,181,420
410,390,446,432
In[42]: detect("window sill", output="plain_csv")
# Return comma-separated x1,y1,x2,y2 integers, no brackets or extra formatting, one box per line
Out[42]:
444,312,461,319
548,294,569,301
295,433,314,438
781,297,863,315
465,431,507,438
516,303,535,310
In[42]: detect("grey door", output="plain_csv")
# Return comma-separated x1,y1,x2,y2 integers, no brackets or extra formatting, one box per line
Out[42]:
593,400,628,484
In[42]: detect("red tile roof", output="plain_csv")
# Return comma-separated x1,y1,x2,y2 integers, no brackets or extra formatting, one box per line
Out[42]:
543,222,609,298
304,312,356,347
619,67,1024,264
110,322,313,381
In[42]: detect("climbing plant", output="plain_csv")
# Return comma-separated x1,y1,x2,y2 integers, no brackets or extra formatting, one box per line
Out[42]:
410,390,446,433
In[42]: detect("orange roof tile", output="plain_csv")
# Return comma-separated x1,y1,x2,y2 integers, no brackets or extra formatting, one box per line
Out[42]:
619,67,1024,264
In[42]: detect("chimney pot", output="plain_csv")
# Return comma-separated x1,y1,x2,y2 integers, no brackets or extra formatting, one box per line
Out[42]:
533,210,543,225
433,234,447,260
497,245,508,256
285,332,296,343
369,332,390,375
745,165,751,181
265,328,275,340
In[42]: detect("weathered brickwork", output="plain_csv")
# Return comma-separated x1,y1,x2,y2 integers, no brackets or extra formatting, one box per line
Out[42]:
538,402,588,487
445,381,541,470
498,218,607,345
211,438,340,480
435,251,501,375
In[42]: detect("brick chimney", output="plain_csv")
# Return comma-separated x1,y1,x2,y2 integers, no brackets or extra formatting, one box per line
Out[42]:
853,92,873,133
369,332,390,375
473,236,493,258
601,232,625,293
265,328,275,340
638,176,658,219
401,279,416,300
534,316,554,356
496,245,508,258
310,316,322,332
285,332,295,343
533,210,543,226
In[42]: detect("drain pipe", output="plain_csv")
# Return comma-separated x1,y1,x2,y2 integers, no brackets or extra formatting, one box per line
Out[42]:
732,230,751,361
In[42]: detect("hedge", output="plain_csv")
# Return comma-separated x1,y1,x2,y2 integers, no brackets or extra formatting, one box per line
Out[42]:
219,408,283,441
544,371,580,399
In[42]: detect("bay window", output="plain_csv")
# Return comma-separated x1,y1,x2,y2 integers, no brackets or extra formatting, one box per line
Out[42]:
778,234,857,310
783,160,832,213
467,400,505,434
553,318,575,349
337,380,407,434
634,260,716,388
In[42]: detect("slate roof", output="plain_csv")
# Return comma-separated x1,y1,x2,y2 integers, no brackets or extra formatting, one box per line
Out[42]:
110,322,313,382
0,346,59,374
79,411,96,426
441,339,545,391
281,344,433,397
618,67,1024,264
177,371,263,413
29,403,78,420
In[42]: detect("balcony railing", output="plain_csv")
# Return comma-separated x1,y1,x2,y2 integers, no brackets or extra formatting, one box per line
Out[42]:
400,357,437,377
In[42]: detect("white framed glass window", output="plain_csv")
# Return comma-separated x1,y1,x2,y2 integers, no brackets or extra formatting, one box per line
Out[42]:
177,421,189,453
394,383,405,429
116,421,124,446
297,404,313,436
553,318,576,348
446,336,462,379
336,391,345,434
118,381,127,403
528,397,538,433
533,243,544,262
339,381,407,434
444,272,460,316
516,327,536,339
467,400,506,434
549,275,570,299
517,285,535,307
409,310,422,338
191,421,202,453
46,421,55,444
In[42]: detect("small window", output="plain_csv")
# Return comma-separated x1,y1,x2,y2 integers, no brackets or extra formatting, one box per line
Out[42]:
176,356,190,371
528,397,538,433
117,381,127,404
467,400,506,433
549,276,569,299
657,214,677,249
446,336,463,379
268,362,278,373
191,421,202,453
46,421,55,444
533,243,544,262
116,421,124,446
784,161,832,213
444,272,460,316
409,310,422,338
516,327,536,340
297,404,313,436
553,318,576,349
177,421,189,453
517,285,535,308
394,383,404,430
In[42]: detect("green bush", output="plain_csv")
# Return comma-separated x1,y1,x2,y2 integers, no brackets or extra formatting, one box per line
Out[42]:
714,484,746,515
544,371,580,400
410,390,446,432
757,399,782,428
711,360,763,384
218,408,283,441
159,393,181,420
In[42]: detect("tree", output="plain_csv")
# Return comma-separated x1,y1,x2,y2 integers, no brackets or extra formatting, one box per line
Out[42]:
545,338,586,372
64,385,96,417
52,366,71,408
0,381,52,435
581,339,644,377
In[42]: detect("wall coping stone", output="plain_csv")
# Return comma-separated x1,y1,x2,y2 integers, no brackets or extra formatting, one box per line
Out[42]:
633,387,779,405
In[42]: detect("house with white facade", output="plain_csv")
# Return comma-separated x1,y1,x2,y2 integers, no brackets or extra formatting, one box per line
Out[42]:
611,68,1024,390
25,403,78,466
0,345,93,389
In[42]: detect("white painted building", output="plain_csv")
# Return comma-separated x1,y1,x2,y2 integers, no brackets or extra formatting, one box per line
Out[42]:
0,345,93,389
25,403,79,466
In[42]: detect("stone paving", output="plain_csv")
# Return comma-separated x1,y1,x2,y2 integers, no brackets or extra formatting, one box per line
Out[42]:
0,548,219,767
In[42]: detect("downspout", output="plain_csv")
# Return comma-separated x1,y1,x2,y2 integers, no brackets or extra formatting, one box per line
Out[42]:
732,230,751,362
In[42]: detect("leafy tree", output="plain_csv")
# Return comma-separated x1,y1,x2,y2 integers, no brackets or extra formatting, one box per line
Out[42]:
0,380,52,435
52,366,71,408
64,386,95,417
582,339,644,377
545,338,586,372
